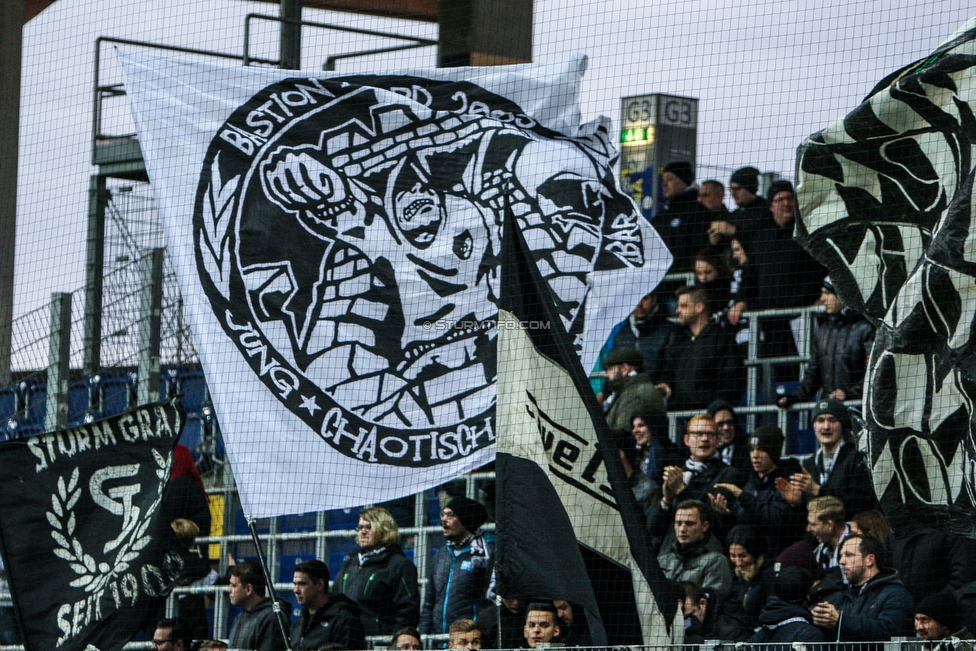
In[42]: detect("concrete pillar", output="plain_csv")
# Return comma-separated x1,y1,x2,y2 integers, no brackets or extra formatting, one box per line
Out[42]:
0,0,23,385
280,0,302,70
84,175,107,375
45,292,72,432
137,248,164,406
438,0,532,67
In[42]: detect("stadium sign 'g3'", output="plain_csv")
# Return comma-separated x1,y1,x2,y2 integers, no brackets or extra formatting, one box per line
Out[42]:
194,75,646,467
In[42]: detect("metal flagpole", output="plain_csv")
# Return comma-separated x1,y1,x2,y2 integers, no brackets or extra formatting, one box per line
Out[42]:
247,516,293,650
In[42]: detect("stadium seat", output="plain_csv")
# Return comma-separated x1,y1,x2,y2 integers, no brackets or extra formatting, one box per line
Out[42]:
25,382,46,427
97,374,130,416
789,428,817,455
180,417,203,455
281,512,317,533
68,380,90,423
178,368,209,416
0,386,18,421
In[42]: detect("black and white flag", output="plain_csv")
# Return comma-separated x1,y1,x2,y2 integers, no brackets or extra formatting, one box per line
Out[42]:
495,205,681,645
0,399,187,651
796,17,976,535
118,52,670,516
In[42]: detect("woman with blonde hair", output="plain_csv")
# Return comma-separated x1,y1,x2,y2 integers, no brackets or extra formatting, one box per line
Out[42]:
331,506,420,636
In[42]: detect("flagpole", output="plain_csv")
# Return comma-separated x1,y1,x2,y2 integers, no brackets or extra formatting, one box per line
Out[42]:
247,516,293,650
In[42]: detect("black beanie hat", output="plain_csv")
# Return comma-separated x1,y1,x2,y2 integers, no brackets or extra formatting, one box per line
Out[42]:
812,398,848,429
774,566,815,605
663,161,694,187
749,425,784,459
766,179,794,201
730,166,760,195
446,496,488,533
917,590,961,630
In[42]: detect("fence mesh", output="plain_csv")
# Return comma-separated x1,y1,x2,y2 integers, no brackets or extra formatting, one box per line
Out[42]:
2,0,975,649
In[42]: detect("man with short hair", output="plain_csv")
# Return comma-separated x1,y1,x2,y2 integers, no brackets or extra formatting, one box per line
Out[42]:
648,415,741,541
778,276,875,407
552,600,592,647
915,591,973,647
479,596,527,649
698,180,727,214
679,582,709,644
591,292,673,396
419,497,493,635
522,602,561,648
812,535,915,641
601,348,667,431
657,500,733,599
656,286,741,412
228,561,291,651
449,619,483,650
291,559,366,650
391,626,423,651
804,496,851,575
777,399,879,517
152,618,191,651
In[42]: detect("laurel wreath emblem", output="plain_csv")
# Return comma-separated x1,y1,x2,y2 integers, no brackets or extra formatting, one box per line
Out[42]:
47,450,172,594
198,152,239,302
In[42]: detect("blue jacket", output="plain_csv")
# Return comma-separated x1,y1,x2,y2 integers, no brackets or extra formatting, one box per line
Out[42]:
828,569,915,641
418,532,494,634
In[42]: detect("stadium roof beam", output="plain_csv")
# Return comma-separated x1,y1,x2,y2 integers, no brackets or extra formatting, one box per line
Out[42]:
251,0,437,22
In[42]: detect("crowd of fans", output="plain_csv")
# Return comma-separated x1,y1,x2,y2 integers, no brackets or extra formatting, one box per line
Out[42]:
129,166,976,649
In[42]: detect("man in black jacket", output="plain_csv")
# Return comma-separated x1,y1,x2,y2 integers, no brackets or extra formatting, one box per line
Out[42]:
291,560,366,650
777,398,880,517
647,415,741,542
813,535,915,641
655,161,711,273
712,426,806,555
228,561,291,651
656,286,742,411
779,276,875,407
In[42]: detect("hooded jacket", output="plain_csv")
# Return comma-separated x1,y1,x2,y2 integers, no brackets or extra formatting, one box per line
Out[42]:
790,309,875,402
290,592,366,650
655,185,711,272
827,569,916,641
331,545,420,635
229,596,291,651
749,596,826,643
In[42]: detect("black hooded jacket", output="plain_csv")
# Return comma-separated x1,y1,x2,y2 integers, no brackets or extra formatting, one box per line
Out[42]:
290,593,367,651
790,309,875,402
749,596,826,643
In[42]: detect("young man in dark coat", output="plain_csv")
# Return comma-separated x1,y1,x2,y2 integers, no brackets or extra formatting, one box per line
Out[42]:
646,415,741,542
813,535,915,641
750,566,826,644
777,398,880,517
228,561,291,651
656,286,742,411
655,161,711,272
778,276,875,407
712,426,806,556
331,507,420,635
419,497,493,635
707,400,751,474
292,559,366,651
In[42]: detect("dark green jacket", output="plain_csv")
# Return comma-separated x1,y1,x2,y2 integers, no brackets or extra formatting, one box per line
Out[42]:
331,545,420,636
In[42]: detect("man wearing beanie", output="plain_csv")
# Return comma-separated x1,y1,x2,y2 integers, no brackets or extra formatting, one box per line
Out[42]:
707,166,767,246
916,591,972,646
749,566,826,643
778,276,875,408
778,398,880,517
711,426,806,555
655,160,711,273
419,497,493,635
746,179,826,380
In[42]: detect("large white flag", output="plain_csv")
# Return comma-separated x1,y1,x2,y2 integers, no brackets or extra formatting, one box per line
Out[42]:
119,50,670,517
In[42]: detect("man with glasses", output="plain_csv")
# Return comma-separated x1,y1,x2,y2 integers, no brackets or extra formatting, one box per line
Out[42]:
647,415,742,543
707,166,767,246
151,618,190,651
707,400,751,473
